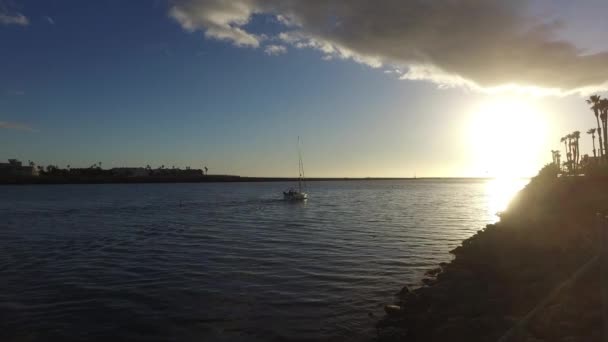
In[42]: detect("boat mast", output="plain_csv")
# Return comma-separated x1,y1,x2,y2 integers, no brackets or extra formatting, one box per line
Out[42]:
298,136,305,192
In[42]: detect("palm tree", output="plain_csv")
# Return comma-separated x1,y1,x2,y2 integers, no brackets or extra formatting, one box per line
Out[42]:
599,98,608,161
587,95,604,158
573,131,581,173
561,136,568,155
551,150,561,171
560,136,568,170
587,128,597,158
565,133,577,174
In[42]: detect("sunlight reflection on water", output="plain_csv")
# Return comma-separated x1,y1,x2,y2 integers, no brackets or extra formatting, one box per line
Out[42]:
486,177,529,221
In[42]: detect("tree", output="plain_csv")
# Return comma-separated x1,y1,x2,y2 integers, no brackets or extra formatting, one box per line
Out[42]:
204,166,208,175
560,136,568,171
572,131,581,174
566,134,574,174
587,95,604,159
600,98,608,161
587,128,597,158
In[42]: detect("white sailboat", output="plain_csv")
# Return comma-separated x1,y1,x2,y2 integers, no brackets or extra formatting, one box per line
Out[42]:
283,137,308,201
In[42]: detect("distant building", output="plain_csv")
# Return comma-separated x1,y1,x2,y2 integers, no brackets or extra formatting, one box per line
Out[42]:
111,167,149,177
0,159,39,177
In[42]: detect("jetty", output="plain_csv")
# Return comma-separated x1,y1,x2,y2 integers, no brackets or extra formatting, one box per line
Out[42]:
377,165,608,341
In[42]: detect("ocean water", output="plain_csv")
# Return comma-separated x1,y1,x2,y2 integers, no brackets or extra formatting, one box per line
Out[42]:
0,179,527,341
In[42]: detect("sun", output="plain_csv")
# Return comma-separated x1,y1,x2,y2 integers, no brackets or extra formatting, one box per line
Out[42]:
467,96,549,178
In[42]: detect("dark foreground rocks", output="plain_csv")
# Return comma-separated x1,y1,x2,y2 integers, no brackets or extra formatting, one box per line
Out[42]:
377,170,608,342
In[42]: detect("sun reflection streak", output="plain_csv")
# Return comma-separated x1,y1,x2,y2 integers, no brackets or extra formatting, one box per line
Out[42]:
486,178,528,221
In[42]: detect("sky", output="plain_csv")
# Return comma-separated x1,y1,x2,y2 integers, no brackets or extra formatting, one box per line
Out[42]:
1,0,608,177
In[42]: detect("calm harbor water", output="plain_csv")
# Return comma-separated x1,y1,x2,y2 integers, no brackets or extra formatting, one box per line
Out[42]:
0,179,527,341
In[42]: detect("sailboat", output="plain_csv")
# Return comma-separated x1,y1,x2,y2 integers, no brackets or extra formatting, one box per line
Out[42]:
283,137,308,201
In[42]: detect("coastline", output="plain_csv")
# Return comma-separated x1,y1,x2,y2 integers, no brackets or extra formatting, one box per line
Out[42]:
0,176,504,185
377,167,607,341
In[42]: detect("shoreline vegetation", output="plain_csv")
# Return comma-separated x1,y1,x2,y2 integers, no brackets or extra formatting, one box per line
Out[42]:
377,165,608,341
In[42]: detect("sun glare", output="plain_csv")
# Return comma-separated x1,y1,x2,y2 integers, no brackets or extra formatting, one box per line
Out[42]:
485,177,528,220
468,97,549,178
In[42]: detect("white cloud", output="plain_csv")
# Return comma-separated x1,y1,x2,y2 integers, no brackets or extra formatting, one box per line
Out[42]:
264,44,287,56
168,0,260,47
44,16,54,24
0,12,28,26
169,0,608,94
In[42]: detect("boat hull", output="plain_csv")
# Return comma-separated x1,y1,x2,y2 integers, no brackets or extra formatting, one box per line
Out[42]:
283,192,308,201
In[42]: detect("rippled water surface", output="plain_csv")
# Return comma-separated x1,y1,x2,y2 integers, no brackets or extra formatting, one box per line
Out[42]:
0,179,527,341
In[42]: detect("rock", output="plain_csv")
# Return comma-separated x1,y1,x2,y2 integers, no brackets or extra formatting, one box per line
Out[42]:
425,267,442,277
422,277,435,286
398,285,411,296
384,304,401,315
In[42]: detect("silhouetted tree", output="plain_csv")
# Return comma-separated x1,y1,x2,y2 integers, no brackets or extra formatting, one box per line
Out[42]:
600,98,608,161
573,131,581,173
204,166,208,175
566,134,574,174
587,128,597,158
587,95,603,158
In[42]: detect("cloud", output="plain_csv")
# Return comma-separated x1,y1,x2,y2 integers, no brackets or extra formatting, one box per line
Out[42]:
0,121,36,132
168,0,260,47
0,0,29,26
264,44,287,56
44,15,54,24
169,0,608,95
0,12,28,26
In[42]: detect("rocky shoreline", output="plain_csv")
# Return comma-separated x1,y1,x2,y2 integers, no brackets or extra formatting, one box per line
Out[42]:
377,167,608,341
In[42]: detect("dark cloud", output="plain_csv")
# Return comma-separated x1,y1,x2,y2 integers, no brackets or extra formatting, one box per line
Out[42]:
169,0,608,94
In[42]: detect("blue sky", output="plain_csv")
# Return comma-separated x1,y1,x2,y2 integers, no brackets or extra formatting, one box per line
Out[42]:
1,1,607,177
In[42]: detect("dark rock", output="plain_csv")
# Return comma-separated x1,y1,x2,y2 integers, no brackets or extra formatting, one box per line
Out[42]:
398,285,411,296
384,304,401,315
422,277,435,286
425,267,442,277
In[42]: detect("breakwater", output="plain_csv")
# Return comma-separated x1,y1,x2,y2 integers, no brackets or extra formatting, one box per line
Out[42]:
377,168,608,341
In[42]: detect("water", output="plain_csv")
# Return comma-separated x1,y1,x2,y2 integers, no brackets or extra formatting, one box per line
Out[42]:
0,179,527,341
